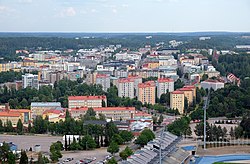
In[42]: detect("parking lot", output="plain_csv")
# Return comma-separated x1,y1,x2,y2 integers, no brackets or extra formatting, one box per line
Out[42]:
0,134,112,164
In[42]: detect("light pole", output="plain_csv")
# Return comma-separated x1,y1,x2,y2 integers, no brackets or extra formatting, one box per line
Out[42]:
159,128,164,164
203,90,210,150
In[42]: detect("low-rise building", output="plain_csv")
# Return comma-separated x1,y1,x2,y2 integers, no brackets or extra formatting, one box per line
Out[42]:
70,107,135,121
68,95,107,109
31,102,62,119
201,80,224,91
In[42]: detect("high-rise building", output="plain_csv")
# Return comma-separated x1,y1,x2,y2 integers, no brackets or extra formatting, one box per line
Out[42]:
22,74,39,89
157,78,174,98
138,81,156,105
95,74,111,92
170,90,185,114
68,95,107,109
118,78,134,99
127,75,142,97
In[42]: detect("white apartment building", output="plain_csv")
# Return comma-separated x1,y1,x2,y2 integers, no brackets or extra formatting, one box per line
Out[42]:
157,78,174,98
201,80,224,91
95,74,111,92
118,78,134,99
22,74,39,89
68,95,107,109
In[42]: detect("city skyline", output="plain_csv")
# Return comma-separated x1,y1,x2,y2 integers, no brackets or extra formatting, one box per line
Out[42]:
0,0,250,32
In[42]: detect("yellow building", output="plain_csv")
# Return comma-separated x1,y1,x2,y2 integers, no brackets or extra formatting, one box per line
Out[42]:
170,90,185,114
147,62,159,69
0,112,21,126
138,81,156,105
179,88,194,105
42,109,65,122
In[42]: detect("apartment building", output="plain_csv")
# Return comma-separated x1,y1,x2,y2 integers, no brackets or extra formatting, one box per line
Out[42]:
138,81,156,105
201,80,224,91
95,74,111,92
117,78,134,99
68,95,107,109
127,75,142,97
178,88,194,105
31,102,62,119
170,90,185,114
157,78,174,98
22,74,39,89
70,107,135,121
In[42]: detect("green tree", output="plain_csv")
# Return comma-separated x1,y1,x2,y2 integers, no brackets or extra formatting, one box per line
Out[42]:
49,142,62,162
119,131,134,143
135,134,148,146
158,114,164,125
107,157,117,164
19,151,28,164
174,79,184,90
111,134,124,145
84,108,96,120
16,119,23,134
107,141,119,155
69,137,81,150
119,146,133,160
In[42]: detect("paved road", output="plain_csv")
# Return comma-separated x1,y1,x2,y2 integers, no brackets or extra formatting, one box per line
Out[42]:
0,134,62,152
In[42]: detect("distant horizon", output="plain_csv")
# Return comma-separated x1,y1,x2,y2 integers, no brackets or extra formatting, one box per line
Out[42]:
0,0,249,32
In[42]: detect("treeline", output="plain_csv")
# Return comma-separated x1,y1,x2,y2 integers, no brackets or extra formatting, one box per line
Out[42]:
214,53,250,78
208,85,250,118
0,71,22,83
167,116,192,137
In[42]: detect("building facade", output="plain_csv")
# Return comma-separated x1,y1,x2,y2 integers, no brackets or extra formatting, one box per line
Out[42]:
157,78,174,98
68,95,107,109
22,74,39,89
31,102,62,119
201,80,224,91
117,78,134,99
138,81,156,105
70,107,135,121
170,90,185,114
95,74,111,92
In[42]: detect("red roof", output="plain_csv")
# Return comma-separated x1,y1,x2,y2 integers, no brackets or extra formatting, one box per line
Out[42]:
118,78,134,83
171,90,184,94
10,109,30,113
43,109,62,115
158,78,174,83
179,88,193,91
70,107,135,112
68,95,107,100
138,81,155,88
96,74,109,78
183,85,195,89
0,112,20,117
134,111,152,117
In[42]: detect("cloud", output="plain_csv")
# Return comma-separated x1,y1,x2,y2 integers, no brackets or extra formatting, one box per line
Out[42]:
58,7,76,17
19,0,33,4
91,9,97,13
0,5,14,14
112,9,117,13
122,4,129,8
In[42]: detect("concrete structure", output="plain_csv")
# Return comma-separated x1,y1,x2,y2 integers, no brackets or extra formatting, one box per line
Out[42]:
201,80,224,91
31,102,62,119
170,90,185,114
127,75,142,97
138,81,156,105
22,74,39,89
70,107,135,121
95,74,110,92
157,78,174,98
117,78,134,99
68,95,107,109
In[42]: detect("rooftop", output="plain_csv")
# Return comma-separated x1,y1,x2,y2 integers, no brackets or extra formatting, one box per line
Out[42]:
31,102,61,107
171,90,184,94
70,107,135,111
158,78,174,83
68,95,107,100
138,81,156,88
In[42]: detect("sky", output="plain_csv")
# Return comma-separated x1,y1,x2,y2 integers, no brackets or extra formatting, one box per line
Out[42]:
0,0,250,32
